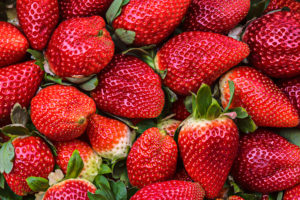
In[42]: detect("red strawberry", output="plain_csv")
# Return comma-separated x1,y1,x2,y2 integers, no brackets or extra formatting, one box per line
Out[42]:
17,0,59,50
232,129,300,193
242,11,300,78
0,22,29,67
183,0,250,33
0,61,43,127
158,119,181,137
173,168,193,182
112,0,191,46
156,31,250,95
86,114,132,160
172,96,191,120
229,196,245,200
45,16,114,78
284,184,300,200
30,85,96,141
127,127,178,188
219,66,299,127
264,0,300,13
91,55,165,119
43,179,96,200
4,136,55,196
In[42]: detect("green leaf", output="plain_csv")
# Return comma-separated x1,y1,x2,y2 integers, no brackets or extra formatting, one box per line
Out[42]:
26,176,49,192
44,74,71,86
194,84,212,118
32,131,57,156
246,0,270,20
184,96,193,113
79,76,98,91
276,192,283,200
106,0,123,24
206,98,222,120
115,28,136,45
0,142,14,174
99,163,112,175
236,192,262,200
127,187,139,200
110,180,127,200
237,116,257,133
278,128,300,147
0,182,22,200
1,124,30,136
93,175,115,200
136,119,156,134
0,173,5,189
10,103,28,126
65,150,84,179
164,87,177,103
228,107,248,119
88,191,109,200
224,81,235,111
27,49,44,62
112,160,129,186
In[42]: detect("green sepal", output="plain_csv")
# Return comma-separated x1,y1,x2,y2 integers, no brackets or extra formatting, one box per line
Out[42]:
65,150,84,179
99,163,112,175
163,87,177,103
235,192,263,200
276,191,284,200
109,180,127,200
193,84,212,118
10,103,28,126
0,141,14,174
135,119,156,134
114,28,136,45
245,0,270,21
278,128,300,147
93,175,115,200
227,107,248,119
26,176,49,192
44,74,71,86
27,49,45,70
184,95,193,113
79,76,98,91
106,0,130,24
236,116,257,133
111,159,129,186
206,99,222,120
1,124,30,136
88,192,109,200
224,80,235,111
0,173,5,189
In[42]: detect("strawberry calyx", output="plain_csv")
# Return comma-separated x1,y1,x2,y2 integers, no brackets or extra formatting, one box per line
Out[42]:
105,0,130,25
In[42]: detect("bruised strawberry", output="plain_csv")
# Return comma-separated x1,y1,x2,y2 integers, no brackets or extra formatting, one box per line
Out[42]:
91,55,165,119
264,0,300,13
172,97,191,120
156,31,250,95
284,184,300,200
30,85,96,141
158,119,181,137
242,11,300,78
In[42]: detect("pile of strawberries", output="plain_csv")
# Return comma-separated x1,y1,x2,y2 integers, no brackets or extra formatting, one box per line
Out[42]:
0,0,299,199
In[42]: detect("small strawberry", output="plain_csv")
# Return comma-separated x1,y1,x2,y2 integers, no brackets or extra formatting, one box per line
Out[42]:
284,184,300,200
232,129,300,193
86,114,132,160
173,168,193,182
127,127,178,188
242,11,300,78
171,96,191,120
0,22,29,67
219,66,299,127
156,31,250,95
158,119,181,137
45,16,114,78
17,0,59,50
183,0,250,33
91,55,165,119
30,85,96,141
264,0,300,13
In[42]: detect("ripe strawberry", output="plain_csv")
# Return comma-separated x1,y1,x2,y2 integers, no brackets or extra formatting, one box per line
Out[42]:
4,136,55,196
0,61,43,126
86,114,132,160
172,97,191,120
229,196,245,200
55,139,101,182
219,66,299,127
91,55,165,119
127,127,178,188
158,119,181,137
43,179,96,200
112,0,191,46
242,11,300,78
17,0,59,50
45,16,114,78
183,0,250,33
173,168,193,182
156,31,250,95
284,184,300,200
264,0,300,13
0,22,29,67
30,85,96,141
232,129,300,193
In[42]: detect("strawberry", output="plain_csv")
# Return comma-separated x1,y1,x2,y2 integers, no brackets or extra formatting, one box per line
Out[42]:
264,0,300,13
0,61,43,127
229,196,245,200
55,139,101,182
131,180,205,200
219,66,299,127
156,31,250,95
172,97,191,120
0,22,29,67
86,114,132,160
158,119,181,137
17,0,59,50
4,136,55,196
91,55,165,119
45,16,114,78
43,179,96,200
30,85,96,141
127,127,178,188
173,168,193,182
183,0,250,33
242,11,300,78
284,184,300,200
232,129,300,193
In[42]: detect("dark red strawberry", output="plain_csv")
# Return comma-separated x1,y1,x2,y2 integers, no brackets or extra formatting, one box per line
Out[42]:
17,0,59,50
242,11,300,78
171,96,191,120
173,168,193,182
284,184,300,200
156,31,250,95
264,0,300,13
91,54,165,119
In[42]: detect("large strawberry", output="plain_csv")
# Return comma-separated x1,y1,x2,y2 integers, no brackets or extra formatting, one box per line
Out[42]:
156,31,250,95
232,129,300,193
242,11,300,78
127,127,178,188
30,85,96,141
17,0,59,50
171,96,191,120
0,61,43,126
0,22,29,67
284,184,300,200
183,0,250,33
91,55,165,119
219,66,299,127
45,16,114,78
264,0,300,13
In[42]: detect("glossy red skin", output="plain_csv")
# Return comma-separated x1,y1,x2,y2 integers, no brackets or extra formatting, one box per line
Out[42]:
284,184,300,200
232,129,300,193
91,55,165,119
0,61,43,127
30,85,96,141
112,0,191,46
183,0,250,33
46,16,114,77
220,66,299,127
4,136,54,196
178,117,239,199
242,11,300,78
0,22,29,67
127,127,178,188
156,31,250,95
264,0,300,13
59,0,113,20
17,0,59,50
172,96,191,120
